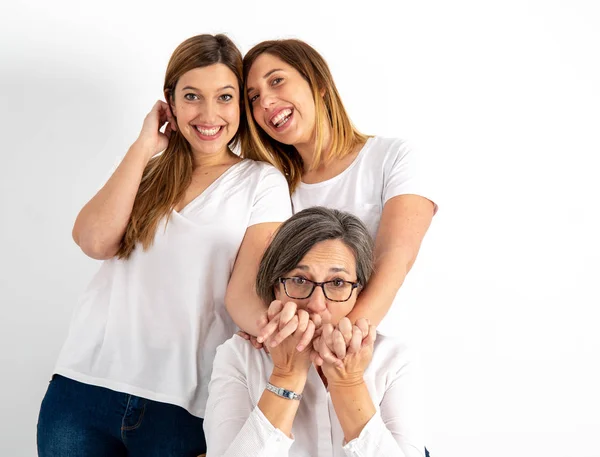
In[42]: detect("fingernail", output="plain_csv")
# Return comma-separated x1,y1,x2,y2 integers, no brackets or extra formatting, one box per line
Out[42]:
256,337,263,343
296,345,303,351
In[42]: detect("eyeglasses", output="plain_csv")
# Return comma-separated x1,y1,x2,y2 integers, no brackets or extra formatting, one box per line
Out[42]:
279,277,360,302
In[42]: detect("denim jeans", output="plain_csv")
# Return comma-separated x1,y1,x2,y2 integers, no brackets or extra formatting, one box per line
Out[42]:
37,375,206,457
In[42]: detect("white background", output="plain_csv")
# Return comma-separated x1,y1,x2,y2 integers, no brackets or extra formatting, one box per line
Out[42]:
1,0,599,455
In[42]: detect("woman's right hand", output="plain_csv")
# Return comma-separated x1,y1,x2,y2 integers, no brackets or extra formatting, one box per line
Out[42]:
134,100,177,161
265,300,316,377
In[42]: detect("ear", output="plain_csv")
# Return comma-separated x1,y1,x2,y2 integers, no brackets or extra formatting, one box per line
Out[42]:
165,90,177,117
319,87,326,97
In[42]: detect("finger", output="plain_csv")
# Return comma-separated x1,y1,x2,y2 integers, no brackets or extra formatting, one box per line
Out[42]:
236,331,250,340
278,301,298,330
256,312,269,330
355,318,369,338
257,315,280,344
347,326,362,354
164,123,173,140
332,329,347,359
310,313,322,330
267,300,283,321
250,336,263,350
311,338,325,366
321,323,334,350
363,325,377,348
338,317,353,345
270,315,299,347
317,334,343,367
296,309,310,333
296,319,315,352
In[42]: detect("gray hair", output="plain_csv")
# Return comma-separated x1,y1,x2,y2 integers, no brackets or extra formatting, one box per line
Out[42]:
256,207,374,304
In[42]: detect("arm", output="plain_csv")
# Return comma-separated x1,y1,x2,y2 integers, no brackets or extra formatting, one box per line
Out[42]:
205,306,314,456
347,194,434,325
204,338,296,457
225,222,281,336
72,101,173,260
318,320,424,457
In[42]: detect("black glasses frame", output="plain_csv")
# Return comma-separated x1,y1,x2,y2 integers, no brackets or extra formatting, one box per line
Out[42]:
279,277,360,302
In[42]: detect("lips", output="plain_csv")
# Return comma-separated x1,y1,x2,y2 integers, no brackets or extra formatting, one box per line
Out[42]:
269,108,293,128
195,125,222,136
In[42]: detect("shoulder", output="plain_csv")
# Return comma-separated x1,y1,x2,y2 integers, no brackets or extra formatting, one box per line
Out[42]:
214,335,262,371
240,160,289,187
366,136,412,159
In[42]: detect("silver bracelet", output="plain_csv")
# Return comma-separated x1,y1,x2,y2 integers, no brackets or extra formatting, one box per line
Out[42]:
266,382,303,401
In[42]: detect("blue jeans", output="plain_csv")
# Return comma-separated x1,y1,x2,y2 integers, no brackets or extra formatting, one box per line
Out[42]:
37,375,206,457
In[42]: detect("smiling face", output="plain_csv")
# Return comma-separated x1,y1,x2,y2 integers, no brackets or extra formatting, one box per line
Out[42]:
170,63,240,157
246,53,317,149
274,239,359,326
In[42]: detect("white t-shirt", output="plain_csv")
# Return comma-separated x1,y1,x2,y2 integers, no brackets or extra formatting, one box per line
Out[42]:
292,136,437,239
205,334,425,457
55,160,292,418
292,137,437,332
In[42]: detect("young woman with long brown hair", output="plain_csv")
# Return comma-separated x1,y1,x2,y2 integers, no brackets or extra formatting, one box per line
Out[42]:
236,39,437,352
36,34,291,457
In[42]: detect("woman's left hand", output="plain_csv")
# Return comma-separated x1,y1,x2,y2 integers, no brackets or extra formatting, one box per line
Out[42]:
315,317,376,387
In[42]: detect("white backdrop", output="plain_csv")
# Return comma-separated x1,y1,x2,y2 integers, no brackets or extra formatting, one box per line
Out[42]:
1,0,599,456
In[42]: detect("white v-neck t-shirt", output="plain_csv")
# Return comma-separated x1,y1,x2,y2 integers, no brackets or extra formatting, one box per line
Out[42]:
54,159,292,417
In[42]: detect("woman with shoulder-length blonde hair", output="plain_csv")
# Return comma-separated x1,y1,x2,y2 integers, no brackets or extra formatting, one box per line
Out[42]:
233,39,437,350
36,34,291,457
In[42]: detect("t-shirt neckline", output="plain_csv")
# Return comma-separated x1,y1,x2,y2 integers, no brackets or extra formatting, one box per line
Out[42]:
296,137,375,190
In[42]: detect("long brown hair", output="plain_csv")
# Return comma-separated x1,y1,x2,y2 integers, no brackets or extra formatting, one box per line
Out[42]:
117,34,244,259
241,39,369,193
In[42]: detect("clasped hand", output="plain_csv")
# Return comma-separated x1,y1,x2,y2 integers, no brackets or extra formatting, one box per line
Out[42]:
246,300,376,383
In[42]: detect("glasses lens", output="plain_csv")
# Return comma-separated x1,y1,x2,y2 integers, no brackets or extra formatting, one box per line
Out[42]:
324,280,353,301
284,277,314,299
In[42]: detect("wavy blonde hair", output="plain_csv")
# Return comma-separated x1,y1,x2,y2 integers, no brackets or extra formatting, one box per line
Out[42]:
117,34,245,259
241,39,369,193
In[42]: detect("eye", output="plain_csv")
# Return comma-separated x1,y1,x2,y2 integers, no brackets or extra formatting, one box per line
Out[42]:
271,77,283,86
249,93,259,104
291,277,307,286
184,93,199,101
219,94,233,102
330,278,347,288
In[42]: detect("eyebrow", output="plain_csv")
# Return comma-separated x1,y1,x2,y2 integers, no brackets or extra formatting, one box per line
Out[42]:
294,265,350,274
181,85,236,92
247,68,284,93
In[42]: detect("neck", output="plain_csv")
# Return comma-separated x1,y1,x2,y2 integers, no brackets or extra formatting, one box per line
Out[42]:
295,122,333,173
191,147,235,170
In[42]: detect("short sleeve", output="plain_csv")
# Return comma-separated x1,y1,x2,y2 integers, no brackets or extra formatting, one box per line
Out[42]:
382,140,438,214
248,165,292,227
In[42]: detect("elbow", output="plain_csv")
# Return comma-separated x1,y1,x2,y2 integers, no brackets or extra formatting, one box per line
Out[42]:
74,232,119,260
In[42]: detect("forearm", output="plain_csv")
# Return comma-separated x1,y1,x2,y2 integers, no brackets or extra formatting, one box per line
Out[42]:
347,248,409,326
225,288,268,336
257,371,307,437
330,380,377,442
72,141,151,259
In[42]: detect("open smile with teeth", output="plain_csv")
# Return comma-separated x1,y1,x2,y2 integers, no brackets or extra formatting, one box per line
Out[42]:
195,125,223,136
270,109,293,128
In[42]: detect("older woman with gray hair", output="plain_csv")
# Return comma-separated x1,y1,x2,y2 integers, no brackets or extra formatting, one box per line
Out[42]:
204,207,425,457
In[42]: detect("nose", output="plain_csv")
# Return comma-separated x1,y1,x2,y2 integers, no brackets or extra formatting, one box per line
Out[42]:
260,90,277,110
306,286,327,314
198,100,218,123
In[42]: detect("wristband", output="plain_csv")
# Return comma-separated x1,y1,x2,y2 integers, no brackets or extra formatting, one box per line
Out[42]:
266,382,303,401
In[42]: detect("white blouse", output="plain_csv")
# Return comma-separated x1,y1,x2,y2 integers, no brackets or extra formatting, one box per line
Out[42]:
205,334,425,457
54,160,292,417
